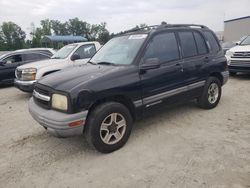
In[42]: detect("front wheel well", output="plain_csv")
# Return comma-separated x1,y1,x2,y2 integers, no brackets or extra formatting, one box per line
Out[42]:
87,95,136,122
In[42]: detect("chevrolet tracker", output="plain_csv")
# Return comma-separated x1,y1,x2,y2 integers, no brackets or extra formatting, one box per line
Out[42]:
29,23,229,153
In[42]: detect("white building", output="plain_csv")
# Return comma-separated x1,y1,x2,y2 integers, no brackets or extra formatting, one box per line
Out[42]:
224,16,250,42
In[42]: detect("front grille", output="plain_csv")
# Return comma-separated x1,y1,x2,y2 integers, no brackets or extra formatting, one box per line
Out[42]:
34,97,50,109
33,84,51,109
231,51,250,58
230,60,250,67
15,69,22,79
34,84,50,96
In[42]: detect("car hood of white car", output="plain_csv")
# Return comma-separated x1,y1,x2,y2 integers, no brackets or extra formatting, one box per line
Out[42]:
17,58,67,70
229,45,250,52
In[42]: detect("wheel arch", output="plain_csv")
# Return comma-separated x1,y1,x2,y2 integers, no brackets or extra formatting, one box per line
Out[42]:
87,95,136,122
209,72,223,85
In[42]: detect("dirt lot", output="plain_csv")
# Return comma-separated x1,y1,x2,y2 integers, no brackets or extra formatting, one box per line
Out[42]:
0,75,250,188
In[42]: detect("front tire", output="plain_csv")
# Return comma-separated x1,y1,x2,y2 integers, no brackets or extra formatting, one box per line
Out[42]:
85,102,133,153
197,77,222,109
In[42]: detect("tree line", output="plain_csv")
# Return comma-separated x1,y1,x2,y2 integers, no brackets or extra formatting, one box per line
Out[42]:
0,18,112,51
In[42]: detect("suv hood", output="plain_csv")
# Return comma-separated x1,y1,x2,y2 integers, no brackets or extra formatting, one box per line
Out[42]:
229,45,250,52
17,58,66,69
38,64,127,92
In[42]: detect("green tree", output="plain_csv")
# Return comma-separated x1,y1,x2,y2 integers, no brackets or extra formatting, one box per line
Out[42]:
50,20,69,35
98,31,110,44
30,19,52,47
68,18,90,36
28,18,112,48
40,19,51,35
0,22,26,50
89,22,110,44
0,31,5,50
30,27,43,47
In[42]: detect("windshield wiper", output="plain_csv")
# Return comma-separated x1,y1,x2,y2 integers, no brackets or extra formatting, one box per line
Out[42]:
96,61,116,66
87,61,97,65
51,57,61,59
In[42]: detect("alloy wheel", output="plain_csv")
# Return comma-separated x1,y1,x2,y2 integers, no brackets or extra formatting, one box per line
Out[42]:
100,113,127,145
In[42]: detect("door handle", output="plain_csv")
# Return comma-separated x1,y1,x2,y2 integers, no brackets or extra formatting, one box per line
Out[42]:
204,57,209,63
175,63,184,72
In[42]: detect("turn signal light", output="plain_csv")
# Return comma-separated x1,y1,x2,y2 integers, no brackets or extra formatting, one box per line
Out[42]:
69,120,85,127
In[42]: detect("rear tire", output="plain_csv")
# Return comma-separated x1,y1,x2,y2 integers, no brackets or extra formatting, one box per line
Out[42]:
197,77,221,109
85,102,133,153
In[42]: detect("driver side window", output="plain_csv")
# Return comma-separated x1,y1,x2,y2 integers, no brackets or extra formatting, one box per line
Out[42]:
3,54,22,64
74,44,96,59
144,32,180,64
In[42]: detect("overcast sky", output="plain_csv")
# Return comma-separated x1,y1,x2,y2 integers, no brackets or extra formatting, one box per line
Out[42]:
0,0,250,36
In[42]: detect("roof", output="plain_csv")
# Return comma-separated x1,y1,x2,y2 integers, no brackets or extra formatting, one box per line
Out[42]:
65,41,99,46
224,16,250,23
15,48,54,53
120,24,209,36
0,48,55,60
41,35,88,43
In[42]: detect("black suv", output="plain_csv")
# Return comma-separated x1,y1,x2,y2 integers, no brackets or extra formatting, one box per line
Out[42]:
29,24,229,153
0,48,54,84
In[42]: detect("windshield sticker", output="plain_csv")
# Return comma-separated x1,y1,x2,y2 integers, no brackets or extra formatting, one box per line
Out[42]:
128,34,147,40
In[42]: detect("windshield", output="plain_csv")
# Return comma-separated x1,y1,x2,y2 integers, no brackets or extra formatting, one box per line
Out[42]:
91,34,147,65
240,36,250,45
51,44,77,59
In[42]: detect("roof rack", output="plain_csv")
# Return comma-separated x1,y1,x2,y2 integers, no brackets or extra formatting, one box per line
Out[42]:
120,23,208,36
157,24,209,29
123,25,159,34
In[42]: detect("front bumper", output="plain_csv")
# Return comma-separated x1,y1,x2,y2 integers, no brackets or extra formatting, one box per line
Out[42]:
228,60,250,73
229,66,250,73
29,98,88,137
14,79,36,92
221,71,229,85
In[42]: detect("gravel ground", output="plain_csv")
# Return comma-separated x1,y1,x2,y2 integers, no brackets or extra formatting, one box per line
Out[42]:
0,75,250,188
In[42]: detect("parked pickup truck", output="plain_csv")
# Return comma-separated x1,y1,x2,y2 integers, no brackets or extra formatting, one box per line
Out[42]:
29,23,229,153
14,41,101,92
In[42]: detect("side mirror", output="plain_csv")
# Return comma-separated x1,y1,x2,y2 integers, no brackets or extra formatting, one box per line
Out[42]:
140,58,160,70
0,61,5,66
236,42,240,45
71,53,81,61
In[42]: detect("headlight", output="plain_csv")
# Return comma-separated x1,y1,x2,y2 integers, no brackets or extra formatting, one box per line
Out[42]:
52,93,68,111
225,50,233,58
22,68,37,81
225,50,233,65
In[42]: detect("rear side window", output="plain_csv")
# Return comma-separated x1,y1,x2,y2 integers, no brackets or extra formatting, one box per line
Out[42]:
179,32,198,58
2,54,22,64
193,32,208,55
144,32,179,63
24,53,49,61
204,31,220,53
